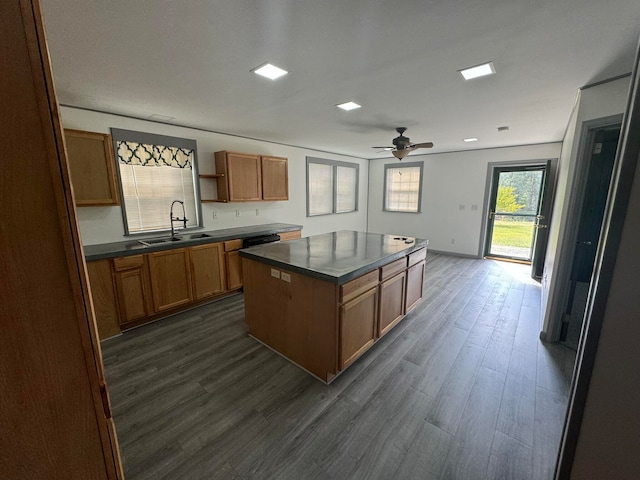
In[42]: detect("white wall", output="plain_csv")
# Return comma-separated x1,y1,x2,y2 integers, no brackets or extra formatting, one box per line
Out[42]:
61,107,369,245
540,76,630,339
367,144,562,256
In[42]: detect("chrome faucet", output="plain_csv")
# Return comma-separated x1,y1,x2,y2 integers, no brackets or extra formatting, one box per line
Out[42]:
170,200,188,239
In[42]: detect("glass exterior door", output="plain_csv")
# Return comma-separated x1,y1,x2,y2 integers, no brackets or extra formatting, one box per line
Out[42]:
485,166,546,262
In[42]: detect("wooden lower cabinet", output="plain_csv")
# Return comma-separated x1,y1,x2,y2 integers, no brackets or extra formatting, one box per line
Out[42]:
86,260,121,338
148,248,193,312
378,270,407,338
113,255,150,324
405,260,425,313
225,250,243,290
190,243,226,299
339,286,378,370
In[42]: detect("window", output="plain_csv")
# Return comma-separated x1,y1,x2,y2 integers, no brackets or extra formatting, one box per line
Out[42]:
111,128,202,234
306,157,359,216
384,162,423,213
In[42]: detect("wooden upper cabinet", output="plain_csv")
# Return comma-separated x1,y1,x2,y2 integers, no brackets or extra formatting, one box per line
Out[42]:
209,151,289,202
215,151,262,202
189,243,226,300
261,156,289,201
148,248,193,312
64,129,120,206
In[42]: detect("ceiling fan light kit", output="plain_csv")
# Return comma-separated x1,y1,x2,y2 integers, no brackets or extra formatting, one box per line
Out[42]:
373,127,433,160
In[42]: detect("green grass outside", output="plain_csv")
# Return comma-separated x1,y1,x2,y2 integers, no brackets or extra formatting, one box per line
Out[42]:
491,220,535,248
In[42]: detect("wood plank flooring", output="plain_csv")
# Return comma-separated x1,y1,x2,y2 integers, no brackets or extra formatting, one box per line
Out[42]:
102,253,575,480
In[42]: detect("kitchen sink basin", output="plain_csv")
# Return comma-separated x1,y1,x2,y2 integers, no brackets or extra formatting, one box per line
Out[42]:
189,233,211,239
138,236,182,247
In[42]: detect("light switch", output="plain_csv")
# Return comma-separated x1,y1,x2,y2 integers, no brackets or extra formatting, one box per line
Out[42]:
271,268,280,279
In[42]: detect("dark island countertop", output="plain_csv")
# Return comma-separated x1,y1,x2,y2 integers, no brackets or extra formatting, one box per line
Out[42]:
83,223,303,261
239,230,427,284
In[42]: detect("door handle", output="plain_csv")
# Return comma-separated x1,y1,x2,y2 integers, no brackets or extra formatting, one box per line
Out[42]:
489,210,495,219
534,224,548,229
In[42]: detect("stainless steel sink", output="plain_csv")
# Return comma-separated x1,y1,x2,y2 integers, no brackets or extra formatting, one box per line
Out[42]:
138,236,182,247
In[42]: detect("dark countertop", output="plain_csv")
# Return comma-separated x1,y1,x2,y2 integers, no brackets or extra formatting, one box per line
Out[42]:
83,223,303,261
239,230,427,284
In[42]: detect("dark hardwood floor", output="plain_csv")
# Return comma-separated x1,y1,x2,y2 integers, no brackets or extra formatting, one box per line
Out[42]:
102,253,575,479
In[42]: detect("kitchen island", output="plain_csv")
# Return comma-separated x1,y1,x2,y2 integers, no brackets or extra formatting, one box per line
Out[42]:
240,230,427,382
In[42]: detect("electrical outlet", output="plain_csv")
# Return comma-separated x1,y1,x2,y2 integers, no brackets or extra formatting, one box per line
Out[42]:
256,208,260,216
212,210,217,219
451,238,456,244
236,209,240,217
459,204,465,210
281,272,291,283
471,204,478,211
270,268,280,279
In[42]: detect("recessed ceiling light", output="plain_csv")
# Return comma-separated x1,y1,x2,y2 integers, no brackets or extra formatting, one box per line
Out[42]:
463,137,478,142
336,101,362,111
252,63,288,80
459,62,496,80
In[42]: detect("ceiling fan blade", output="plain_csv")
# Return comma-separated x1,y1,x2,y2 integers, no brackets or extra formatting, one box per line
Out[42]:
411,142,434,149
372,146,394,150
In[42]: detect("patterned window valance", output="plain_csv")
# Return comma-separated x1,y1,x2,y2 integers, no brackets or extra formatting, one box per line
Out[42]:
116,141,193,169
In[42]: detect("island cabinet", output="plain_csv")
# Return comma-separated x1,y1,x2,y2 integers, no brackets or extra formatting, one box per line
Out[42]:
378,257,408,338
148,248,193,312
64,129,120,207
339,270,379,370
405,247,427,313
242,232,427,383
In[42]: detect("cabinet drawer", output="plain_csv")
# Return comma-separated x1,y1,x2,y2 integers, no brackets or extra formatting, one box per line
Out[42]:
340,270,379,304
278,230,301,242
380,257,407,281
224,239,243,252
408,247,427,267
113,254,145,272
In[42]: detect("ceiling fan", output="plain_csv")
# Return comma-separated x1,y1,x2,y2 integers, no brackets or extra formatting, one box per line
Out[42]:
372,127,434,159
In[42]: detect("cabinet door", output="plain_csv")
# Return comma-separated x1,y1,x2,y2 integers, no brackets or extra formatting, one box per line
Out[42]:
114,267,149,324
87,260,121,339
64,129,120,206
190,243,226,299
227,152,262,201
379,270,407,338
225,250,243,290
340,286,378,370
261,156,288,200
148,248,193,312
405,260,425,313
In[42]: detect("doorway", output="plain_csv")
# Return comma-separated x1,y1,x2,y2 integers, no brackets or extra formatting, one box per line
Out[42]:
560,125,621,349
484,165,549,263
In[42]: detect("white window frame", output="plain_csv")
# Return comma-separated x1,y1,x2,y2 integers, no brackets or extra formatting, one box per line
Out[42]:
306,157,359,216
111,128,203,235
383,162,424,213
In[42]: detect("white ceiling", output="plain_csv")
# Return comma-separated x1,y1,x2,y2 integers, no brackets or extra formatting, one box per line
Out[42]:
41,0,640,159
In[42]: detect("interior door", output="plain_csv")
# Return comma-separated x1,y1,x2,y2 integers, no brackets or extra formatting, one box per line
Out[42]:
562,127,620,343
485,165,547,262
